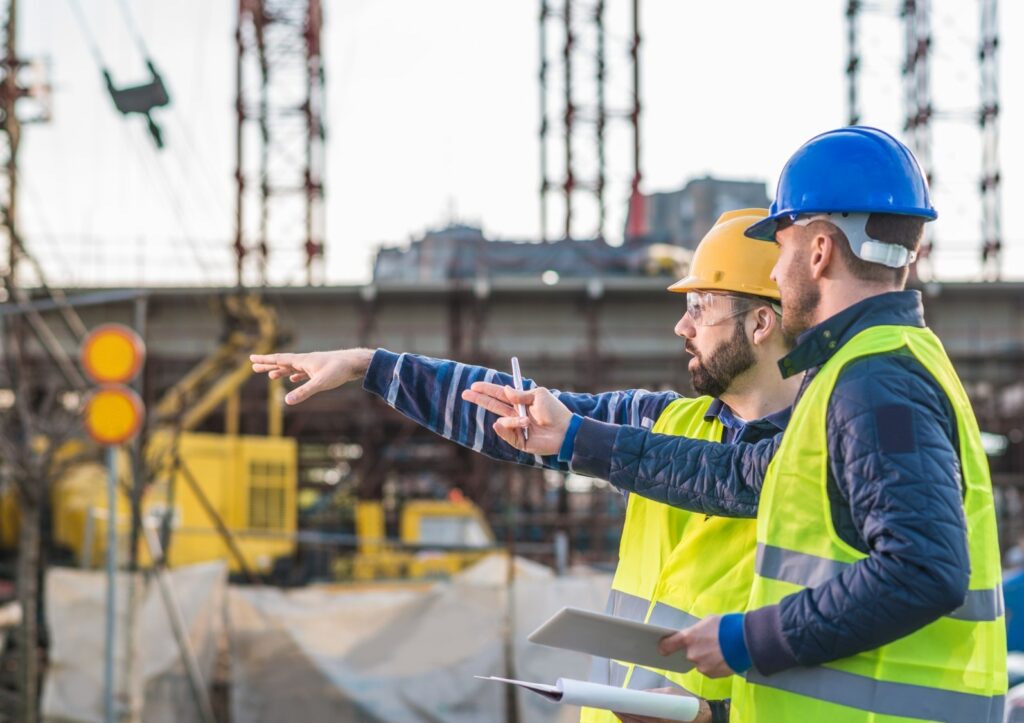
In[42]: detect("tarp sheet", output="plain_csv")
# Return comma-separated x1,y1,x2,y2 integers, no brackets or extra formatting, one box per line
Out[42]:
226,555,612,722
43,555,613,722
42,561,227,723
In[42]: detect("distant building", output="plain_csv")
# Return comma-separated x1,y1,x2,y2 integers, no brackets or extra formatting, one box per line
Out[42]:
625,176,770,249
373,224,689,283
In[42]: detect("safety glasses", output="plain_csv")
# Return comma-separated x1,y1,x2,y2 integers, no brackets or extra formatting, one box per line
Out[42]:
685,291,759,327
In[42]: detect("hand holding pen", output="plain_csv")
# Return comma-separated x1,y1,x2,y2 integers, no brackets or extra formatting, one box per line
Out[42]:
460,362,573,456
511,356,529,441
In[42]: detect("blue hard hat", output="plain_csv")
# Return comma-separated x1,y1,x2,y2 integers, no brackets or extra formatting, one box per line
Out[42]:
746,126,938,241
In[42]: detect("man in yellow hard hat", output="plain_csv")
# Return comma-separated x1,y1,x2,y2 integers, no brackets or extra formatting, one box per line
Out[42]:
251,209,801,723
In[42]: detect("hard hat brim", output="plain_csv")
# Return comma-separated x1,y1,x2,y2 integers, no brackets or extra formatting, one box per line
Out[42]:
744,207,939,243
667,275,782,300
744,216,779,242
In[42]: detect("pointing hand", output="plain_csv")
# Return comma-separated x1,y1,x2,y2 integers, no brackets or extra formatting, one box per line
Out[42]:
250,348,374,405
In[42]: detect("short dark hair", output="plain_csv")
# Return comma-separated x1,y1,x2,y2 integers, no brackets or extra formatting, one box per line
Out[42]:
730,294,792,349
730,293,783,316
825,213,925,287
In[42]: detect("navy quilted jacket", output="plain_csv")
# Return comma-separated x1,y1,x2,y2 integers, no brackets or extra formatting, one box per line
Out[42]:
570,290,971,674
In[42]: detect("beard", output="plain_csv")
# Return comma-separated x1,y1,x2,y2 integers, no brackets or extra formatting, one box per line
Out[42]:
779,260,821,343
782,244,823,344
688,321,757,398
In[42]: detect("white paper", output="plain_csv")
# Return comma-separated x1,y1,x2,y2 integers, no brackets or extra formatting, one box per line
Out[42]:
476,676,700,721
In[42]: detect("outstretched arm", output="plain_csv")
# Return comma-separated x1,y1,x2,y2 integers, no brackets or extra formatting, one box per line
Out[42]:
252,348,679,471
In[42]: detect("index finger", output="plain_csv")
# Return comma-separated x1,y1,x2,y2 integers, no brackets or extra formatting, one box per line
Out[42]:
461,389,516,418
469,380,532,404
252,362,289,373
250,353,293,365
468,380,512,399
499,385,536,405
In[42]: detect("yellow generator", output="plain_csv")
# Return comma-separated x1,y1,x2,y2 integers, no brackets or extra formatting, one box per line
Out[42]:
349,497,495,581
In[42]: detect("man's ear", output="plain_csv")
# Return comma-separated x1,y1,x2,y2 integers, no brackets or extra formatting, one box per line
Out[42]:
808,232,834,281
750,306,776,347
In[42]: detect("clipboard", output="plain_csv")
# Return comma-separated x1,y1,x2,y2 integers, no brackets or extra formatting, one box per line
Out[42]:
527,606,694,674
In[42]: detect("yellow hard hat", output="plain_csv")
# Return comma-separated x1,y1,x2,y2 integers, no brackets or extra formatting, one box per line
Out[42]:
667,208,781,300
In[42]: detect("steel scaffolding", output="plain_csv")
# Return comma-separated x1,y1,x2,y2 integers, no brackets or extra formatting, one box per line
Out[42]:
234,0,326,287
539,0,640,242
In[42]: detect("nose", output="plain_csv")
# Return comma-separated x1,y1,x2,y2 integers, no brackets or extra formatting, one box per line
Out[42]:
770,258,781,284
674,313,696,339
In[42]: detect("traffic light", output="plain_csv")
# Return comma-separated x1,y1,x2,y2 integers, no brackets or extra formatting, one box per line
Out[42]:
80,324,145,445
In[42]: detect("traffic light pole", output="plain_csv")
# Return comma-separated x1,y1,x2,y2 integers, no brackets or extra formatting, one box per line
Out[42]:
103,447,118,723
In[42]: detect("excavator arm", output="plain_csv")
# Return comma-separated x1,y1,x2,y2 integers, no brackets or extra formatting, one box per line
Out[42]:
152,293,285,435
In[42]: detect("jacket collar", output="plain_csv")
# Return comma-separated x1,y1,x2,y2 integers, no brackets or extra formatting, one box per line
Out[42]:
705,397,791,431
778,290,926,379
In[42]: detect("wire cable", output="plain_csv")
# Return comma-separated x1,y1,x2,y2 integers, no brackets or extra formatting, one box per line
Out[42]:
165,109,234,225
125,125,220,285
63,0,107,68
114,0,152,59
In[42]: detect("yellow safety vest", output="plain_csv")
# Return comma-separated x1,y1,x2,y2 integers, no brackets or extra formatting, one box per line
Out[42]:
582,397,757,722
731,325,1007,723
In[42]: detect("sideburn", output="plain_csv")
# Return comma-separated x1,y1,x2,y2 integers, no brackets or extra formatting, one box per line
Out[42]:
690,316,757,398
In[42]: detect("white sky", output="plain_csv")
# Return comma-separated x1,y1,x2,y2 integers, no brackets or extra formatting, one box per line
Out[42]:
15,0,1024,286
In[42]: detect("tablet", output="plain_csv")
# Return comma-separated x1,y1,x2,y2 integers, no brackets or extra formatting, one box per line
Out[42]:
527,606,694,674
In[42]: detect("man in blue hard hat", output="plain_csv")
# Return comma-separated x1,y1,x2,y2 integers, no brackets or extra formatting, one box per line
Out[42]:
474,126,1007,722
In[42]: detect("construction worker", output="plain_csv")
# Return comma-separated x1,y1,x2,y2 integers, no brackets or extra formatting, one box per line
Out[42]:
477,127,1008,722
251,209,801,723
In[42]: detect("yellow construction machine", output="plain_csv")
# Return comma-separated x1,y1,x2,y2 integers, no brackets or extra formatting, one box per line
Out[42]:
344,494,496,581
0,294,297,577
0,293,500,583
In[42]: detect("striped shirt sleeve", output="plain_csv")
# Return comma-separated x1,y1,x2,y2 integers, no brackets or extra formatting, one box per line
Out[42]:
362,348,679,470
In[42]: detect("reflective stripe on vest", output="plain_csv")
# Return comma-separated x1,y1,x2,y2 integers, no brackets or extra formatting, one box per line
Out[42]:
609,661,630,688
587,654,610,687
625,666,691,695
646,601,700,631
754,542,1004,622
744,666,1005,722
607,588,651,622
732,325,1007,723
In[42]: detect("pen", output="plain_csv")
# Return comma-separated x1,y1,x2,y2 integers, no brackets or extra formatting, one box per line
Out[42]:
511,356,529,441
